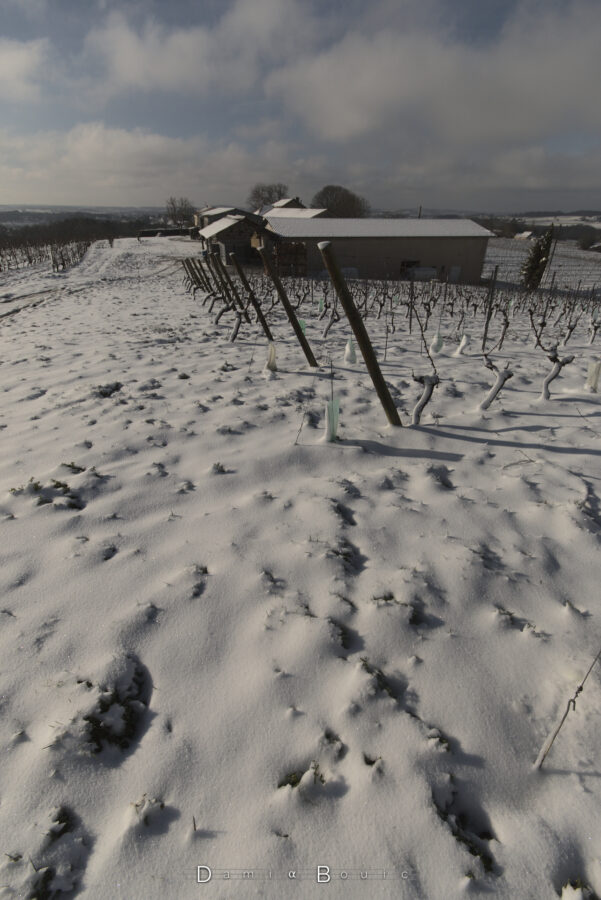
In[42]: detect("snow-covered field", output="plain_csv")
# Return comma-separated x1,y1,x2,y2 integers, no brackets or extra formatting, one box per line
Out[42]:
484,237,601,291
1,237,600,900
520,216,601,232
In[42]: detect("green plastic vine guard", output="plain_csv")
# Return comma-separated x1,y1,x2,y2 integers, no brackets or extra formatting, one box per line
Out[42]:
324,397,340,442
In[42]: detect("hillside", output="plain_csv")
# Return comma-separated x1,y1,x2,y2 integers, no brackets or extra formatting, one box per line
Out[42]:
1,238,600,899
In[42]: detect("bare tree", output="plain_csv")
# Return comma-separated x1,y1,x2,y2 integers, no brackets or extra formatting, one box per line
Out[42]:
166,196,196,226
247,183,289,211
166,196,178,223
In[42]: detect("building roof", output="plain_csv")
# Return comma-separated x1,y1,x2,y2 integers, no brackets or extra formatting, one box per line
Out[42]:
199,215,246,239
266,217,493,240
255,197,306,215
264,208,326,219
200,206,236,217
271,197,305,208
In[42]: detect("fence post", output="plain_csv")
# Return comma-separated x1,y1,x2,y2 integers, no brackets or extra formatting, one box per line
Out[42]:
257,244,319,368
229,252,274,342
318,241,402,427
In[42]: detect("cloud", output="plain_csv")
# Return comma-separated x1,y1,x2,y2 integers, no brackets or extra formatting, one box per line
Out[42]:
3,117,596,212
2,0,600,210
0,122,298,206
2,0,48,18
0,124,205,203
82,13,213,95
82,0,313,100
0,38,48,102
265,0,601,148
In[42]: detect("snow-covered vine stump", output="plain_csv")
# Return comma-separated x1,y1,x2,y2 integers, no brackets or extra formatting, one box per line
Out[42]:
429,332,444,354
585,360,601,393
479,356,514,410
344,336,357,363
540,346,575,401
453,334,470,357
411,374,440,425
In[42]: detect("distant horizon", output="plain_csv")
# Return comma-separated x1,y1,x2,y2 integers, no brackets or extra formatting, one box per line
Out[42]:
2,202,601,220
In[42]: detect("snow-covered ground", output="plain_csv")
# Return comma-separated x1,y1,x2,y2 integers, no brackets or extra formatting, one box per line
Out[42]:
484,237,601,291
520,216,601,231
1,237,600,900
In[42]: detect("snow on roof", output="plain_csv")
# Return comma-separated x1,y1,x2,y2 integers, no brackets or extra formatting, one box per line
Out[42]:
271,198,304,208
199,214,245,239
201,206,235,217
266,217,493,239
264,208,326,219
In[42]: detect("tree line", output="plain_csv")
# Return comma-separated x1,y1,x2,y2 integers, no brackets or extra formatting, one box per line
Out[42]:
246,182,370,217
168,183,372,226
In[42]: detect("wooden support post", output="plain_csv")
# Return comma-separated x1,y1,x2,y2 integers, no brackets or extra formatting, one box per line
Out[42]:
229,252,274,342
184,258,204,293
207,250,245,339
481,264,499,352
191,258,212,293
257,244,319,368
210,251,243,319
201,252,223,296
212,251,252,324
318,241,402,427
181,259,196,292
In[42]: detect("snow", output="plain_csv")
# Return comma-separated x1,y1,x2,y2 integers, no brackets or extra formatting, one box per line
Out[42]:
267,218,493,239
264,209,327,219
197,207,236,217
485,237,601,290
0,236,600,899
198,215,246,240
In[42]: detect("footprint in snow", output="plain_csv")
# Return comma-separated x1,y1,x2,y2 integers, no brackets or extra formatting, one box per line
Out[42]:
4,806,92,899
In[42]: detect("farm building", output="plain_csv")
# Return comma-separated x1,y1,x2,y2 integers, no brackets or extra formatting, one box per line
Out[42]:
195,207,236,228
257,218,493,282
198,214,263,265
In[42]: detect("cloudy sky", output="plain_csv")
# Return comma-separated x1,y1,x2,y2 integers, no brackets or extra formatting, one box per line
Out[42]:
1,0,600,213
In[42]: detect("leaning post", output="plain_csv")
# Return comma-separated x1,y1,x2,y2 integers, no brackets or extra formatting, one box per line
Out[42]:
202,251,224,296
257,243,319,368
229,252,274,342
191,257,212,294
204,249,224,290
318,241,402,427
212,251,252,324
